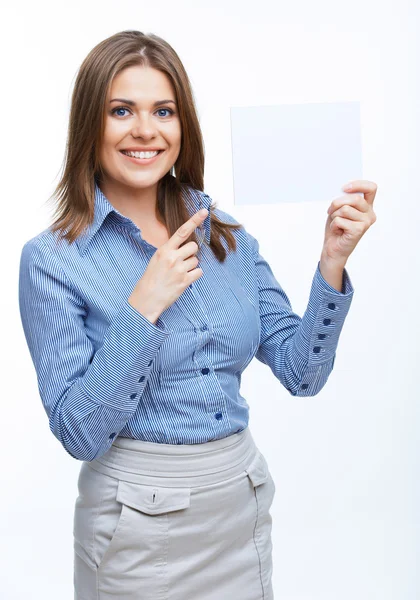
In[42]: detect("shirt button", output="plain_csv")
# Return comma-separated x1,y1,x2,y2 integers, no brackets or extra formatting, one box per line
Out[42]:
138,376,145,382
323,318,332,325
130,392,137,399
318,333,327,340
215,412,223,420
201,368,210,375
109,432,116,440
313,347,321,353
328,303,336,310
301,384,309,389
200,325,208,331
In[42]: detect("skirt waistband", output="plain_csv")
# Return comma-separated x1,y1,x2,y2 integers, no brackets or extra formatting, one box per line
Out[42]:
87,426,259,488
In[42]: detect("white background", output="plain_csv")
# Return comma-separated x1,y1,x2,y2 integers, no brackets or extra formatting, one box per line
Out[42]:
2,0,419,598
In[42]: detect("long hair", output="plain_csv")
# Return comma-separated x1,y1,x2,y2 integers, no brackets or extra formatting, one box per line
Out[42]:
46,29,242,261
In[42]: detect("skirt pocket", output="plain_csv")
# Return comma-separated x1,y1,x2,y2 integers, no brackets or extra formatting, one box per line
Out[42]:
74,463,192,597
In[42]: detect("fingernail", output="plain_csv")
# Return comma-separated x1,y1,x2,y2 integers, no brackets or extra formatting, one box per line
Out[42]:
199,208,208,216
342,182,353,191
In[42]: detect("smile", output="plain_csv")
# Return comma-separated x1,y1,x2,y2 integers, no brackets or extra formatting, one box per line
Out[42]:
119,150,164,165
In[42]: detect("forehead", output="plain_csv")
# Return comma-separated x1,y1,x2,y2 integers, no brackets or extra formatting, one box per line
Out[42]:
108,65,175,99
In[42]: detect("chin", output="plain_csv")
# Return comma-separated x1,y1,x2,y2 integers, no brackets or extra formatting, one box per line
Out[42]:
121,174,163,188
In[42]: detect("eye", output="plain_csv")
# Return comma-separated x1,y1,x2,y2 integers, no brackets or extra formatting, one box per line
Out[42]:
156,108,175,118
111,106,131,117
110,106,175,118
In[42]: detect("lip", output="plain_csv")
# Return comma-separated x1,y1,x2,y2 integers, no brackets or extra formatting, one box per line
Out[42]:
120,149,164,165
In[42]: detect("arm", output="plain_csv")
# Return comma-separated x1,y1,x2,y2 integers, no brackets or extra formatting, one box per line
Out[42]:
319,256,347,293
249,233,354,396
18,237,172,461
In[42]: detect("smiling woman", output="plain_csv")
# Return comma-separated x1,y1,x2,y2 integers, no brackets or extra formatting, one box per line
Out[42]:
44,29,243,259
18,27,356,600
20,28,279,600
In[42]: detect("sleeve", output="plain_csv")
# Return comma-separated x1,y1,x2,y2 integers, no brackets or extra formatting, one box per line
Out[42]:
18,238,172,461
248,232,354,396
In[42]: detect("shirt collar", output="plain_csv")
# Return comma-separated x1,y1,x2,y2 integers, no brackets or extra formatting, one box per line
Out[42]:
75,180,212,256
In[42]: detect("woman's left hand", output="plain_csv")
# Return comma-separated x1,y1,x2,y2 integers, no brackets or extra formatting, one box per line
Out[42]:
322,180,378,265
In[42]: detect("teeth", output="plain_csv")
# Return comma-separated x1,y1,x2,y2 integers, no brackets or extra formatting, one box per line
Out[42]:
122,150,160,159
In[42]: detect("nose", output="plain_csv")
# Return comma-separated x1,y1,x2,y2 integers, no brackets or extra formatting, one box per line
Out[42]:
131,112,158,139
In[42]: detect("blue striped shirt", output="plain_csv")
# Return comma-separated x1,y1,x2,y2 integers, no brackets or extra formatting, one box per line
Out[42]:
18,182,354,461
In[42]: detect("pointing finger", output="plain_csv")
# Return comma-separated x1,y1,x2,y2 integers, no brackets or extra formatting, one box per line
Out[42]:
168,208,209,250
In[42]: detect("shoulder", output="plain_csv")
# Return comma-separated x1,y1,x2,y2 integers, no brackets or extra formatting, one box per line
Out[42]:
21,225,70,252
19,227,74,276
20,229,51,261
212,205,241,227
188,187,239,227
198,190,259,255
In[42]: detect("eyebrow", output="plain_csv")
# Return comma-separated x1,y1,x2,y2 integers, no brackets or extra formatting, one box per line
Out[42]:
109,98,177,107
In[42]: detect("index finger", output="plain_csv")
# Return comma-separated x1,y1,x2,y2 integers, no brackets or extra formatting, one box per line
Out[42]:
167,208,209,250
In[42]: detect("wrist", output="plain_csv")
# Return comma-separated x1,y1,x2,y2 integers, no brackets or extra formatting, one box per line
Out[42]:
319,254,346,293
128,293,162,325
320,251,347,271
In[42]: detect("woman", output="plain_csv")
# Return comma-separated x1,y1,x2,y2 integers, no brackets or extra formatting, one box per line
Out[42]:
18,30,377,599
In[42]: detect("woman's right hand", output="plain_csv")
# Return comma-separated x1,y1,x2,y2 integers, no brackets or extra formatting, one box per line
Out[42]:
128,208,209,324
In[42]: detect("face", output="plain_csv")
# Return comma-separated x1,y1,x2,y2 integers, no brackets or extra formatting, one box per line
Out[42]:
98,65,181,200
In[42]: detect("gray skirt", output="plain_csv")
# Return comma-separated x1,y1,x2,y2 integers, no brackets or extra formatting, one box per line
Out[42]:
73,426,275,599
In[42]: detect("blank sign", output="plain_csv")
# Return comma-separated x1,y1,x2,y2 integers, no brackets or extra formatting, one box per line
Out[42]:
230,101,363,205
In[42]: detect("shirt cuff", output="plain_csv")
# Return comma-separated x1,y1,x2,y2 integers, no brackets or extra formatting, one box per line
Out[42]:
80,300,172,411
316,260,354,295
292,261,354,366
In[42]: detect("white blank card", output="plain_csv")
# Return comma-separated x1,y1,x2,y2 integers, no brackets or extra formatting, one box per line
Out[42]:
230,101,363,205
